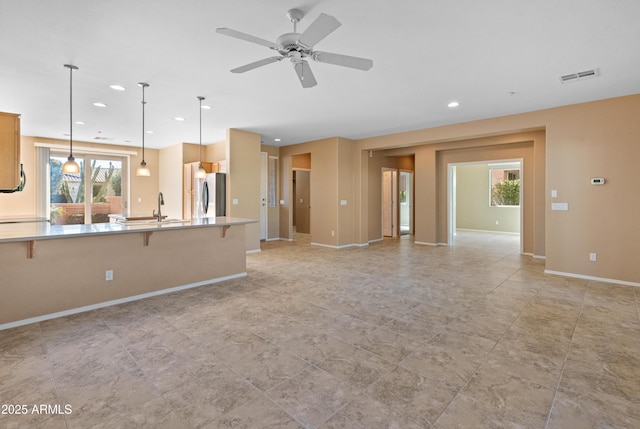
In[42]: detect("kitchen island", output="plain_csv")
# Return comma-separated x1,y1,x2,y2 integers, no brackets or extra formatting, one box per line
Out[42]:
0,217,256,329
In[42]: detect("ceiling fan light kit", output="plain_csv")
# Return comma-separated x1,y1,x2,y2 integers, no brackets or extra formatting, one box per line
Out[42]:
216,8,373,88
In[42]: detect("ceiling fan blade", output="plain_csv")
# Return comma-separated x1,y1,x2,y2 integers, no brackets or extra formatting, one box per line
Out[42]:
298,13,341,48
231,56,283,73
312,51,373,71
294,61,317,88
216,28,279,50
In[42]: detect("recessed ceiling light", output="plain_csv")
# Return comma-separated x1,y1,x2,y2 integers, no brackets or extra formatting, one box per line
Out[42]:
447,101,460,108
146,130,154,134
507,91,517,96
201,105,211,110
174,117,185,121
274,138,281,142
93,102,107,107
75,121,85,125
109,84,126,91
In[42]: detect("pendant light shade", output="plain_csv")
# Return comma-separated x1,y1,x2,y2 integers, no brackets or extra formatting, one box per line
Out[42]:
136,82,151,177
194,96,207,179
61,64,80,174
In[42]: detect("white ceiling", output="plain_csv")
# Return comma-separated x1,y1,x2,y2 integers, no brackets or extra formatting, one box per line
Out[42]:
1,0,639,149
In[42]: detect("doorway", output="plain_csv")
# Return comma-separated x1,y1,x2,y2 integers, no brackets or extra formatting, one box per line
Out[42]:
399,171,413,235
382,168,398,237
448,160,523,252
293,170,310,234
260,152,268,240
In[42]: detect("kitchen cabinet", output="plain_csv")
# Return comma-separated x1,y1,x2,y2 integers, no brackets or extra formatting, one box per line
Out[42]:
0,112,21,191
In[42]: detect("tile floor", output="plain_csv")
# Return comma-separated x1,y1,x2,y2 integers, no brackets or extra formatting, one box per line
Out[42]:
1,231,639,428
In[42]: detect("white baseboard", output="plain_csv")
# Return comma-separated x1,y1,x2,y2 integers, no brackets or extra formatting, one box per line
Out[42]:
310,242,368,249
456,228,520,236
265,238,280,242
414,241,439,246
533,254,547,259
246,249,261,254
368,238,384,244
544,270,640,287
0,273,248,331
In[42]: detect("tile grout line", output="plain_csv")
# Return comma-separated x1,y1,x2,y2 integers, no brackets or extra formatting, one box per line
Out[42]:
542,280,590,429
37,322,70,429
429,274,543,427
152,309,311,428
100,313,194,429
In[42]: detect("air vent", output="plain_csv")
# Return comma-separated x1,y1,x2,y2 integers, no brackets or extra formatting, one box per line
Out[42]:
560,68,599,84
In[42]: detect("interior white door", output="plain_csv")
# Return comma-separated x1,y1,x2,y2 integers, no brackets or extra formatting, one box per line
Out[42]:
259,152,268,240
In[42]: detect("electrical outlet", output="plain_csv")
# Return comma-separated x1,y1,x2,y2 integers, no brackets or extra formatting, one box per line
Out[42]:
331,230,335,237
105,270,113,281
589,253,597,262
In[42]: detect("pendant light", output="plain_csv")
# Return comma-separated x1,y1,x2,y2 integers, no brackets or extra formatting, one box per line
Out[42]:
61,64,80,174
136,82,151,177
194,96,207,179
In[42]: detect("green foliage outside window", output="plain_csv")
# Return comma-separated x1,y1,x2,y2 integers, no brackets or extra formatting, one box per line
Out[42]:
492,179,520,206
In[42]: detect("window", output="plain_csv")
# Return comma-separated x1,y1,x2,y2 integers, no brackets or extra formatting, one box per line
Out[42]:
36,143,131,224
489,164,520,207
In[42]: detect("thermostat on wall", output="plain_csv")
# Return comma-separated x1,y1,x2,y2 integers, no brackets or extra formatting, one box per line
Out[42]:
591,178,605,185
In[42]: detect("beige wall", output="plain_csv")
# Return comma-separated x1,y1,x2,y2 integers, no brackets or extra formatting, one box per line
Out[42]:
159,143,184,219
456,163,520,233
205,141,227,163
226,129,261,251
544,96,640,283
280,138,340,246
354,95,639,284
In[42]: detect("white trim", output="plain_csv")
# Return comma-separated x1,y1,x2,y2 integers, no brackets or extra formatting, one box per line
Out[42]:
456,228,520,236
310,242,369,249
544,270,640,287
0,273,247,331
35,142,138,156
246,249,261,254
415,241,439,246
437,242,449,246
533,254,546,259
368,237,384,244
265,238,281,242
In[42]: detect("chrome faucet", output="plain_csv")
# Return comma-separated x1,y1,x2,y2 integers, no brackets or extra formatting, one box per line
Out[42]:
153,192,164,221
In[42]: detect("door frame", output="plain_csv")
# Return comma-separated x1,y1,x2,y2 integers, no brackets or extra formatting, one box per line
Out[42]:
399,170,414,235
382,168,398,237
447,159,523,253
259,151,268,240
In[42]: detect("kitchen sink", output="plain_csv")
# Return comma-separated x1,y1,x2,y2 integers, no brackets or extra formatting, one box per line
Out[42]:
115,217,187,225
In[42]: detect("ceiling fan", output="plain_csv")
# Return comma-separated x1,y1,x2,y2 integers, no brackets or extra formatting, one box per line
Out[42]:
216,9,373,88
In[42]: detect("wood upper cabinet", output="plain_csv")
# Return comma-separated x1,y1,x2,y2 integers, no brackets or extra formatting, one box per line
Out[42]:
0,112,21,191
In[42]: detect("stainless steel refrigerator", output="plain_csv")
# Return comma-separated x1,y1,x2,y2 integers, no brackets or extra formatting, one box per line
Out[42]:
194,173,226,218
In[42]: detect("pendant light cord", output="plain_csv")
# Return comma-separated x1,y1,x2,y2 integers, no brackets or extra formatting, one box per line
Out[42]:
69,65,73,158
197,96,205,164
141,84,146,162
139,82,149,164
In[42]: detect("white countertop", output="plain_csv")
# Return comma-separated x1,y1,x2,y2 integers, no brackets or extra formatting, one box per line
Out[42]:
0,217,257,243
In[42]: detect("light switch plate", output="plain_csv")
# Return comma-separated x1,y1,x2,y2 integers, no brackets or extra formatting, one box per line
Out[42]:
232,198,239,205
551,190,557,198
340,200,347,206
